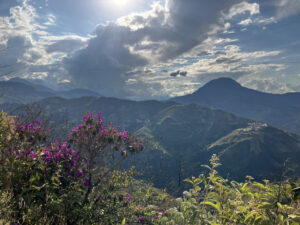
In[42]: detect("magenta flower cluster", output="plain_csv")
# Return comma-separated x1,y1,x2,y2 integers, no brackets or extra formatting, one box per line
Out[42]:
15,119,46,136
68,112,144,157
7,112,144,189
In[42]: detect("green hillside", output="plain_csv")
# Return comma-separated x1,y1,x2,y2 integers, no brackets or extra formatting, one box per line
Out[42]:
2,96,300,193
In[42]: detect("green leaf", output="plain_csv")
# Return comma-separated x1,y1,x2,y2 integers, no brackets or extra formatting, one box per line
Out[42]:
201,164,211,170
277,202,283,209
259,202,272,209
245,212,256,222
253,182,265,189
121,218,126,225
241,183,248,192
184,178,192,183
201,201,221,212
255,215,262,222
279,214,284,222
193,178,202,186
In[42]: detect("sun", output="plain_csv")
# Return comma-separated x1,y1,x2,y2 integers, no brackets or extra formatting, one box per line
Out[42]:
111,0,129,7
100,0,136,15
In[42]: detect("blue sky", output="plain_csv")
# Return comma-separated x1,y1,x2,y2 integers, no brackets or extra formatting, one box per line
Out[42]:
0,0,300,99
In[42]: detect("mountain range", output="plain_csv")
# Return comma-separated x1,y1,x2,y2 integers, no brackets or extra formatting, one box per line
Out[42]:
0,78,101,104
2,77,300,135
1,95,300,192
172,77,300,134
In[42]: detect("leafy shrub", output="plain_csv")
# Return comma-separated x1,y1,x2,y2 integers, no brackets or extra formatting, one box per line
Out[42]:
0,112,143,224
148,155,300,225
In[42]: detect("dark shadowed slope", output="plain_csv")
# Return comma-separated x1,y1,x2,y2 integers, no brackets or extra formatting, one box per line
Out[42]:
58,89,101,99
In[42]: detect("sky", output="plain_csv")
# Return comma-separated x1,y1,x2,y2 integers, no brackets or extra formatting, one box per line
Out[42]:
0,0,300,99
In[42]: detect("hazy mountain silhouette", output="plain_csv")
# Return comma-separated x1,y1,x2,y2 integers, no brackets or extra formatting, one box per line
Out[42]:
0,78,101,103
172,77,300,134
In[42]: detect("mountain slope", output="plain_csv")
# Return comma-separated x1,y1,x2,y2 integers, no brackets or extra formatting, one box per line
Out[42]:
0,79,102,104
207,122,300,180
0,81,57,104
59,89,101,99
172,77,300,134
2,96,300,192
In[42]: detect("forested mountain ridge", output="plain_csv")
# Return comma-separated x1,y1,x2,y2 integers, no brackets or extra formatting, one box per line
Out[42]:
2,96,300,191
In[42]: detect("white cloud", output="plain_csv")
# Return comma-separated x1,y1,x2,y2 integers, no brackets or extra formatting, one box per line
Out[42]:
173,45,282,77
226,2,259,19
214,38,239,44
0,0,87,86
256,17,277,25
238,17,277,27
238,18,253,26
43,14,56,26
238,75,293,93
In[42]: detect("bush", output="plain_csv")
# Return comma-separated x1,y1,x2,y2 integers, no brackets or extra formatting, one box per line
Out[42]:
0,112,143,224
147,155,300,225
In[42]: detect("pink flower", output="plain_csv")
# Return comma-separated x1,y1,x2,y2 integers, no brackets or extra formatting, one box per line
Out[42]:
83,179,89,186
138,216,144,223
75,170,83,178
29,152,37,158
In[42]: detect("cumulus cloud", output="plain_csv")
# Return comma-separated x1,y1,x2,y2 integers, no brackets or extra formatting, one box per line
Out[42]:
0,0,296,99
0,0,89,89
66,0,267,97
45,35,87,54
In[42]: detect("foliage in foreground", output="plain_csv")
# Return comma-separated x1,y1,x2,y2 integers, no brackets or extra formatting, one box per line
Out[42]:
0,112,299,224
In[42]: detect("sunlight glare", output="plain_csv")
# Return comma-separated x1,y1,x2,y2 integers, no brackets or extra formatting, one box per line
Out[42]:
111,0,129,8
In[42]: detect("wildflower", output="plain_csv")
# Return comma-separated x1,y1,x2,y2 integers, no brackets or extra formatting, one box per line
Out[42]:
83,179,89,186
75,170,83,178
82,112,93,121
138,216,144,223
159,210,165,215
33,120,41,125
126,194,131,201
29,152,37,158
43,157,51,163
95,195,101,202
8,147,13,154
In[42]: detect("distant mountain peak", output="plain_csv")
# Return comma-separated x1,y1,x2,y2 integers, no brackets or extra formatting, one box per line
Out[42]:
199,77,241,90
8,77,32,85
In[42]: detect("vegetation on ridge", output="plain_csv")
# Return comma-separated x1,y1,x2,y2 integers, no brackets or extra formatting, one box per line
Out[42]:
0,112,299,224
